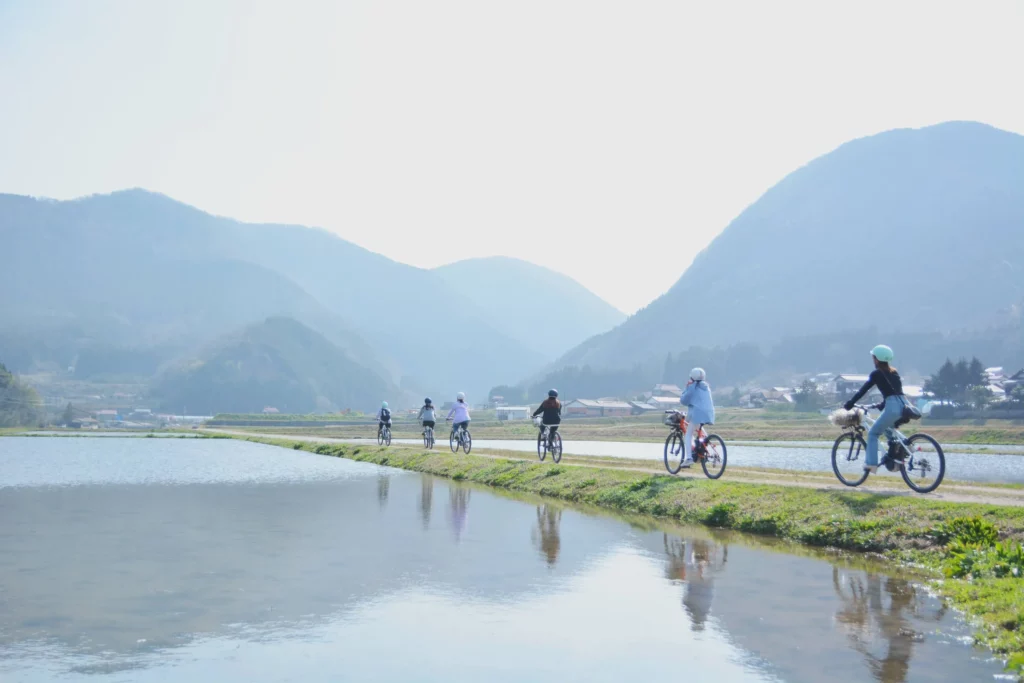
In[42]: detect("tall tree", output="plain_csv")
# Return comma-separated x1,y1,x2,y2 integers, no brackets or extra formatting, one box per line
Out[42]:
794,379,823,412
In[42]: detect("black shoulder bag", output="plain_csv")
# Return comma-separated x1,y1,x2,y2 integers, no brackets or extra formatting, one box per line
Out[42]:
878,371,922,422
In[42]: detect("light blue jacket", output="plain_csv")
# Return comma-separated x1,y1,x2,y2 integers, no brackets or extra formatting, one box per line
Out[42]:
679,381,715,425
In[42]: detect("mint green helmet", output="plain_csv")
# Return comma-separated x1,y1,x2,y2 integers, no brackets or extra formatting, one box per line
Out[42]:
870,345,894,363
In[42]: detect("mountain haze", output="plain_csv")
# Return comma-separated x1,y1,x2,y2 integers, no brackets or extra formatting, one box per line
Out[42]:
0,190,586,401
433,256,625,358
153,317,393,414
558,122,1024,374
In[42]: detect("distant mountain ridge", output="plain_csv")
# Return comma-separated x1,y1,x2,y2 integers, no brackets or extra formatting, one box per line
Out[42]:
0,188,625,406
153,317,393,414
433,256,625,358
556,121,1024,376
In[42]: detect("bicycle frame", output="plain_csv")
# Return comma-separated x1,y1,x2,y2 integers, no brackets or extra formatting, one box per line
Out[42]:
846,407,907,444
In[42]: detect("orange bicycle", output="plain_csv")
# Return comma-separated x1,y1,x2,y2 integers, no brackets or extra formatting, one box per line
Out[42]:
663,410,727,479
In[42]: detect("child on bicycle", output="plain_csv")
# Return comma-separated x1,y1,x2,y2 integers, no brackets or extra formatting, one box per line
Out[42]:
446,392,471,436
679,368,715,468
417,398,436,435
843,344,907,473
532,389,561,447
376,401,392,439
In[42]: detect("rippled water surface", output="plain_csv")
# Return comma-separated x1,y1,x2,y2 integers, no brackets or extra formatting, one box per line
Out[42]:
0,437,1004,682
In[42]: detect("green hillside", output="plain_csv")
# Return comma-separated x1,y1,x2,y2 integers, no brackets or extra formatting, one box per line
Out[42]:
152,317,392,414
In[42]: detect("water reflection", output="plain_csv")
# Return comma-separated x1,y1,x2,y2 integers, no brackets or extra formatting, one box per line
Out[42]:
1,437,1003,682
419,476,434,528
532,504,562,567
377,471,391,507
448,485,470,541
663,534,728,631
832,568,946,683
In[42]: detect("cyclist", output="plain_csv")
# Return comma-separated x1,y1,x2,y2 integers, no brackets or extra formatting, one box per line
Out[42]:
375,401,392,439
679,368,715,468
843,345,907,473
417,397,436,435
532,389,561,448
446,392,471,439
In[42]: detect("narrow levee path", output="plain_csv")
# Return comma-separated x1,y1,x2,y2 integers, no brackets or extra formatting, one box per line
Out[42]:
206,429,1024,507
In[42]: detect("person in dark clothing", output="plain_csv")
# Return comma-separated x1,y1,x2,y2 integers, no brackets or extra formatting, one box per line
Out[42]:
843,345,907,473
533,389,562,448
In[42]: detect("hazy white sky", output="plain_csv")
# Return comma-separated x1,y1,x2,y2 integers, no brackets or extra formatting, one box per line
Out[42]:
1,1,1022,313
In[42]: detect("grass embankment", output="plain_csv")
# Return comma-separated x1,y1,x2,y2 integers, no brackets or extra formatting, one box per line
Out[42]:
231,408,1024,445
249,436,1024,674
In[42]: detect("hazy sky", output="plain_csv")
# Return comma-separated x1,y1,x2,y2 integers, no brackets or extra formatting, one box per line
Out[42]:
1,1,1022,313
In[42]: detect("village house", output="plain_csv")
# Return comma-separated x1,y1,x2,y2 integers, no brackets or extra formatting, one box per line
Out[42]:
564,399,633,418
647,395,682,410
496,406,531,421
629,400,658,415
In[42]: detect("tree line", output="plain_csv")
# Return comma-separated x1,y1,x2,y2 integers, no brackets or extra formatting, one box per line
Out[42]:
0,361,43,427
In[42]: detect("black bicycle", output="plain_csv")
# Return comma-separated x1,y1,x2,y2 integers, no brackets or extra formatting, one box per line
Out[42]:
448,420,472,454
535,418,563,463
829,405,945,493
663,410,727,479
377,423,392,447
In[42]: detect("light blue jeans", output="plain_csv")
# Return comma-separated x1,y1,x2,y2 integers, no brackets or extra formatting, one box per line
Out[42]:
867,395,903,466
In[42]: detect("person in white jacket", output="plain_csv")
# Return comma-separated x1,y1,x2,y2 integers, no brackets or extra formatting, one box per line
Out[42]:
446,392,471,436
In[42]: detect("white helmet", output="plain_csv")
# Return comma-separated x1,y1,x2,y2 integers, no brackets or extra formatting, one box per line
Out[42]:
690,367,706,382
456,392,466,401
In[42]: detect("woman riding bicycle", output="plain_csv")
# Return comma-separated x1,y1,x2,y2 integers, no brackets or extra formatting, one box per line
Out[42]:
375,401,392,439
447,392,471,436
843,345,907,474
532,389,561,447
417,398,436,435
679,368,715,468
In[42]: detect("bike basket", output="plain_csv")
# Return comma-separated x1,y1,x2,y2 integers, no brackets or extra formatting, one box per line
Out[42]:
663,410,684,427
532,416,543,427
828,408,862,429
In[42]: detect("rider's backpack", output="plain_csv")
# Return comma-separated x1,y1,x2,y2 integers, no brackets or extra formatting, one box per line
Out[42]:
380,408,391,422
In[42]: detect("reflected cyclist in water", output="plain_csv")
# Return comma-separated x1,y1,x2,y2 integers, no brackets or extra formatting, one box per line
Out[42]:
419,476,433,529
532,504,562,567
663,534,728,632
832,568,946,683
448,485,470,542
377,471,390,507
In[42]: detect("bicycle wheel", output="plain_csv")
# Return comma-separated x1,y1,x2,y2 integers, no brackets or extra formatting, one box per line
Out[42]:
384,427,391,447
831,432,869,486
664,431,684,474
700,434,727,479
900,433,945,493
377,430,385,446
423,428,432,449
551,432,562,463
537,430,547,461
449,430,458,453
462,430,472,454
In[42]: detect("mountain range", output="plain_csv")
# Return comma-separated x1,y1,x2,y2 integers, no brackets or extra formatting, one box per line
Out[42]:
553,121,1024,384
154,317,392,414
0,190,623,409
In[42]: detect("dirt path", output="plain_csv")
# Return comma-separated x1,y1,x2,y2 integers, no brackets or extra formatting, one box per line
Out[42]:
209,429,1024,508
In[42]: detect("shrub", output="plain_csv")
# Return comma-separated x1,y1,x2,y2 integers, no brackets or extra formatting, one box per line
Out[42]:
932,517,999,547
704,503,737,527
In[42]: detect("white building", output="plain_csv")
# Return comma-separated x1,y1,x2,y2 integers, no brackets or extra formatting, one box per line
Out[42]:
496,406,531,421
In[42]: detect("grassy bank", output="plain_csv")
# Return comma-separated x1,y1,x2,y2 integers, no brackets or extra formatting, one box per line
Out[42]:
248,436,1024,674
